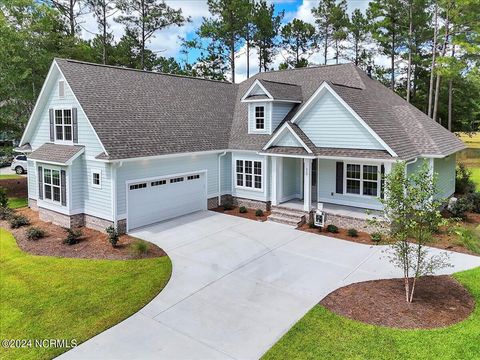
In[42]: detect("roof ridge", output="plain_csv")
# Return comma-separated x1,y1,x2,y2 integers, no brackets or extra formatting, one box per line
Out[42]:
248,62,355,79
55,58,236,85
259,79,300,87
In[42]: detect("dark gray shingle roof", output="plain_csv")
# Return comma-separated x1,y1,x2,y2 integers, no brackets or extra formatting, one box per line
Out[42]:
56,59,237,160
55,59,464,160
29,143,84,164
258,80,302,101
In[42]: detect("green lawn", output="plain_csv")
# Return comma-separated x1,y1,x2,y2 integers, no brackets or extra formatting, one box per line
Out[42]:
263,267,480,360
0,228,172,360
471,168,480,191
7,197,28,209
457,132,480,190
458,132,480,149
0,174,22,180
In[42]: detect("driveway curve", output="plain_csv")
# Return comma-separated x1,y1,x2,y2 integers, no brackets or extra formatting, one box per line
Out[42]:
60,211,480,360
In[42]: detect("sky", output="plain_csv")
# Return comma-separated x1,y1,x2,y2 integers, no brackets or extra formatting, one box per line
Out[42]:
78,0,377,83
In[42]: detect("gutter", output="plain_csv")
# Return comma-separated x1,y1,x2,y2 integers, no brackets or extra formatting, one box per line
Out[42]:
218,151,227,205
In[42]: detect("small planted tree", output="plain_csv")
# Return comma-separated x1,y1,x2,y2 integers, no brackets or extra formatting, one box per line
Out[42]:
374,160,451,303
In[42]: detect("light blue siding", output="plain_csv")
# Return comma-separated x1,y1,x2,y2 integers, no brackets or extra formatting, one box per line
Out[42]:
435,156,456,198
317,159,382,210
29,70,104,158
70,156,84,210
275,130,302,147
271,103,294,131
282,157,301,201
79,159,112,219
221,152,232,194
231,151,269,202
116,153,221,217
297,91,383,149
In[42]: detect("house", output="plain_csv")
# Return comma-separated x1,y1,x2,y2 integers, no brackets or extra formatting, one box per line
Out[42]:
18,59,465,233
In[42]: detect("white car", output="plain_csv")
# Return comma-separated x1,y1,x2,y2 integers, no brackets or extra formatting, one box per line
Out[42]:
10,154,28,174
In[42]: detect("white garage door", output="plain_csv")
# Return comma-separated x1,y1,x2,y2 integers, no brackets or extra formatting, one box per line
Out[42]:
127,172,207,231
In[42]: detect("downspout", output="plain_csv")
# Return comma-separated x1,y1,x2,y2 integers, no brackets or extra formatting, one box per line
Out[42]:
405,157,418,175
112,163,117,229
218,151,227,206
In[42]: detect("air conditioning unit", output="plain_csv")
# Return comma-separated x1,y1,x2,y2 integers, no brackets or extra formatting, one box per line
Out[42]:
314,203,325,227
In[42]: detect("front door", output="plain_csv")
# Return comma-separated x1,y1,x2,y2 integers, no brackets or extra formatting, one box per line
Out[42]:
311,159,318,202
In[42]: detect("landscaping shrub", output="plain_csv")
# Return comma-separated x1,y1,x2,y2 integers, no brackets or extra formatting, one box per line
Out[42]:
455,164,476,194
106,225,119,247
0,187,8,208
9,215,30,229
326,224,338,233
131,240,149,257
223,202,234,211
255,209,263,217
239,206,247,213
371,232,382,244
63,228,82,245
347,228,358,237
466,192,480,213
449,197,473,219
26,227,45,241
308,220,317,229
0,206,13,220
455,227,480,254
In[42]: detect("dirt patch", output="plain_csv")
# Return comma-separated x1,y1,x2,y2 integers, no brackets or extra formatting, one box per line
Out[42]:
1,208,166,260
0,177,27,198
320,276,475,329
212,206,270,222
298,222,374,245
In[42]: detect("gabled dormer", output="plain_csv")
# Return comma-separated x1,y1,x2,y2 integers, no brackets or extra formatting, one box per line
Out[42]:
241,79,302,135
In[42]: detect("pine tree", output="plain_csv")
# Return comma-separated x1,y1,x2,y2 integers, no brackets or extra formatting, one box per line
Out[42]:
280,19,316,68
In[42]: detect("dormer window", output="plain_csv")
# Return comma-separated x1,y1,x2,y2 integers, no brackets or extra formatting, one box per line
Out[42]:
55,109,73,141
255,106,265,130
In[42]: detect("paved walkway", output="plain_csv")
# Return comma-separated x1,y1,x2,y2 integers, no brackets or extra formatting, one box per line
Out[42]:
60,211,480,360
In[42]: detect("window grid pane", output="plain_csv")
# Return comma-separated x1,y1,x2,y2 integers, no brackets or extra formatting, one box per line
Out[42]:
245,161,252,174
55,110,63,124
346,179,361,194
363,165,378,181
236,160,243,173
53,187,61,202
45,185,52,199
346,164,360,179
236,173,243,186
363,181,378,196
245,174,252,187
52,170,60,186
44,169,51,184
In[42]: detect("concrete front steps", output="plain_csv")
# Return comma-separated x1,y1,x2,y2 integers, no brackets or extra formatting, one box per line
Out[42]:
267,206,308,227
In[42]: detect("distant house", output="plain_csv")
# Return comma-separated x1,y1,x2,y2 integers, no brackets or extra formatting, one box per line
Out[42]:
18,59,464,233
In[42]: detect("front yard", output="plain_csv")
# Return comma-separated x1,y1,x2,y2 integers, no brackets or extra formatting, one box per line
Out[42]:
0,227,172,360
263,267,480,360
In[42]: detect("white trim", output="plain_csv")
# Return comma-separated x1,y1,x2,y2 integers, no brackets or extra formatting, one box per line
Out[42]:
290,82,397,157
242,99,302,103
258,152,316,159
52,107,74,143
91,168,102,189
125,169,208,232
241,80,274,101
262,122,313,154
316,155,396,163
58,80,65,98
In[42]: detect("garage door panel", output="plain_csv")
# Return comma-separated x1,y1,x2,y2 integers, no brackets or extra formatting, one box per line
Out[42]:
128,173,207,230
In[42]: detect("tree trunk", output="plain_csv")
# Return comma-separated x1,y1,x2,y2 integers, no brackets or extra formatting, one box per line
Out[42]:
355,40,359,66
69,0,75,36
102,4,107,64
246,31,250,79
433,11,449,123
141,0,145,70
230,36,235,83
406,0,413,103
390,31,395,91
428,1,438,118
324,32,328,65
448,45,455,131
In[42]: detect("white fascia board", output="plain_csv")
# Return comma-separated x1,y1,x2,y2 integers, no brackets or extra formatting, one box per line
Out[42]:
107,149,227,163
258,152,316,159
316,155,397,163
240,79,273,101
55,63,109,157
20,61,58,146
290,82,398,158
242,99,301,104
262,122,313,154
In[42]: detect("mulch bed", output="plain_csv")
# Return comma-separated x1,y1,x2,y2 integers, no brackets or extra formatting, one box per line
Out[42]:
1,208,166,260
320,276,475,329
298,223,374,245
212,206,270,221
0,177,27,198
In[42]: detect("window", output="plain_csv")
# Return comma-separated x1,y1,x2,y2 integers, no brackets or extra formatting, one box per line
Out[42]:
187,174,200,180
345,163,379,197
130,183,146,190
55,109,73,141
255,106,265,130
92,170,101,188
236,159,262,190
44,168,61,203
170,177,184,183
151,180,166,186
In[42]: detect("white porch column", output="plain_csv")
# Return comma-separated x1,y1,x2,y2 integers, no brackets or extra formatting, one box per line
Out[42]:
303,158,312,211
271,157,278,206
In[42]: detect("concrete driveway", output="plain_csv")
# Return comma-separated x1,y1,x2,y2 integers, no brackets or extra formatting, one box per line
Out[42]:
61,211,480,360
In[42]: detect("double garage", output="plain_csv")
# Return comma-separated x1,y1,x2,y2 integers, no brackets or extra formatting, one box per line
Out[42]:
126,171,207,231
